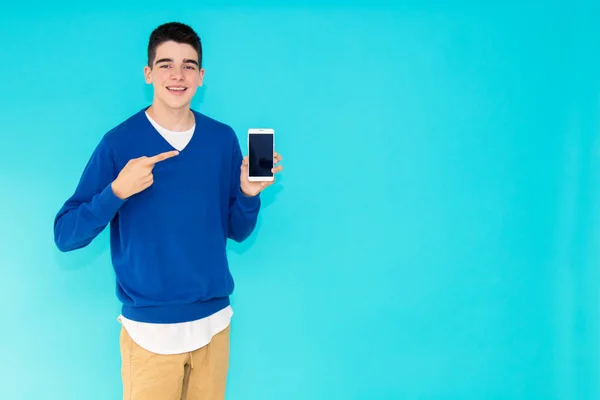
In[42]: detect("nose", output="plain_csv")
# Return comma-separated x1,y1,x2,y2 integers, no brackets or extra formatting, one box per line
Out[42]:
170,66,184,80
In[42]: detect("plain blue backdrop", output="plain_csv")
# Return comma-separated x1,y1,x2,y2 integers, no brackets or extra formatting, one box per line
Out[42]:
1,1,599,399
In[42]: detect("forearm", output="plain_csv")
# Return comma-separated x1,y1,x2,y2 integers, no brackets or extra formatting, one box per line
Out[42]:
227,187,261,242
54,182,125,252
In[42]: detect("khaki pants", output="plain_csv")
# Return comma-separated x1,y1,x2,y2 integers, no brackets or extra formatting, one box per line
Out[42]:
120,324,230,400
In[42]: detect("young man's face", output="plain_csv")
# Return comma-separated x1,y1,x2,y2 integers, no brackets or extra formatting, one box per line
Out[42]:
144,40,204,110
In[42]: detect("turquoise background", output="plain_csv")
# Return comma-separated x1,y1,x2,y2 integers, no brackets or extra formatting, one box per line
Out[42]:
1,1,599,399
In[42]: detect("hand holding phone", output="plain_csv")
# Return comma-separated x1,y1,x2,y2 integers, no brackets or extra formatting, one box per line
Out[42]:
240,128,283,196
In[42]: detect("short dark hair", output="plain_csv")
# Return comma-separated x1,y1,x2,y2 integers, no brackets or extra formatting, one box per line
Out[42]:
147,22,202,68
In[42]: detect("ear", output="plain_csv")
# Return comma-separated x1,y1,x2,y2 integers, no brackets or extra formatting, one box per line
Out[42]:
144,66,152,84
198,68,205,87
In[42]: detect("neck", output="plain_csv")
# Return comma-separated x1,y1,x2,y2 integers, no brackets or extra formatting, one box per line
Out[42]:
146,101,195,132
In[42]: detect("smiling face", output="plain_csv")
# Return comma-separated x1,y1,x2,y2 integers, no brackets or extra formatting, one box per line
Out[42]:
144,40,204,111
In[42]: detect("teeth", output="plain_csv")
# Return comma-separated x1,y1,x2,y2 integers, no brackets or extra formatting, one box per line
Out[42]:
168,87,186,91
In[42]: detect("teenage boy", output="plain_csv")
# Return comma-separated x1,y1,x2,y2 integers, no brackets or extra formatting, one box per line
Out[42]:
53,21,283,400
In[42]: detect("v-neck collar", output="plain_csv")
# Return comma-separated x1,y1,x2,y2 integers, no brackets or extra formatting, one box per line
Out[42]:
141,106,199,153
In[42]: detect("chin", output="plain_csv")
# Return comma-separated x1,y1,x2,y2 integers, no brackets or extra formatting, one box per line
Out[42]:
170,100,192,109
158,96,192,110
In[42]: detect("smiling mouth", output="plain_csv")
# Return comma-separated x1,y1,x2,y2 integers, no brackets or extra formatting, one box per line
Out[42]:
167,86,187,93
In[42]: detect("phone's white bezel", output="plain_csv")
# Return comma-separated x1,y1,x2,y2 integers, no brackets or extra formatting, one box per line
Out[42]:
247,128,275,182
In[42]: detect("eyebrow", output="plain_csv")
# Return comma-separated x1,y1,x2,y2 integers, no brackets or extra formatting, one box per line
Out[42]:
155,58,199,66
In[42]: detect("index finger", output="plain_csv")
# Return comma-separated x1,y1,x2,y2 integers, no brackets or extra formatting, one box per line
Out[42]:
147,150,180,164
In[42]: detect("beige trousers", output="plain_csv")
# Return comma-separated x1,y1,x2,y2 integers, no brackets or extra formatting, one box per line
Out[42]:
120,324,230,400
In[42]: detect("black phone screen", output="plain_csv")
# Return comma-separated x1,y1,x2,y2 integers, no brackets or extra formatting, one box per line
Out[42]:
248,133,274,177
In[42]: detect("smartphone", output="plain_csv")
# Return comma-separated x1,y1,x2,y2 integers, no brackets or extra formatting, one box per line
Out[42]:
247,128,275,182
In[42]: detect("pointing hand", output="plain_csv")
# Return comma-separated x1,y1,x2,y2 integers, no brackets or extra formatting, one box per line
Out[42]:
111,150,179,200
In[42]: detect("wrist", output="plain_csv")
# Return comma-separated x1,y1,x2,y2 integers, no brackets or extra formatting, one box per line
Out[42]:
240,185,258,197
111,181,127,200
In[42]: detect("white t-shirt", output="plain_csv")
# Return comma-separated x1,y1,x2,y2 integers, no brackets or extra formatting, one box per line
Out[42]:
117,111,232,355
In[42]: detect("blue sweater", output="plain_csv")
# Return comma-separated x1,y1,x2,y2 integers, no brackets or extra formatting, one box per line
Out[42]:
54,108,261,323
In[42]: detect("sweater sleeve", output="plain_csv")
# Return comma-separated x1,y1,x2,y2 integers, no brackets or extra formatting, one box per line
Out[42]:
227,131,261,242
53,137,126,252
